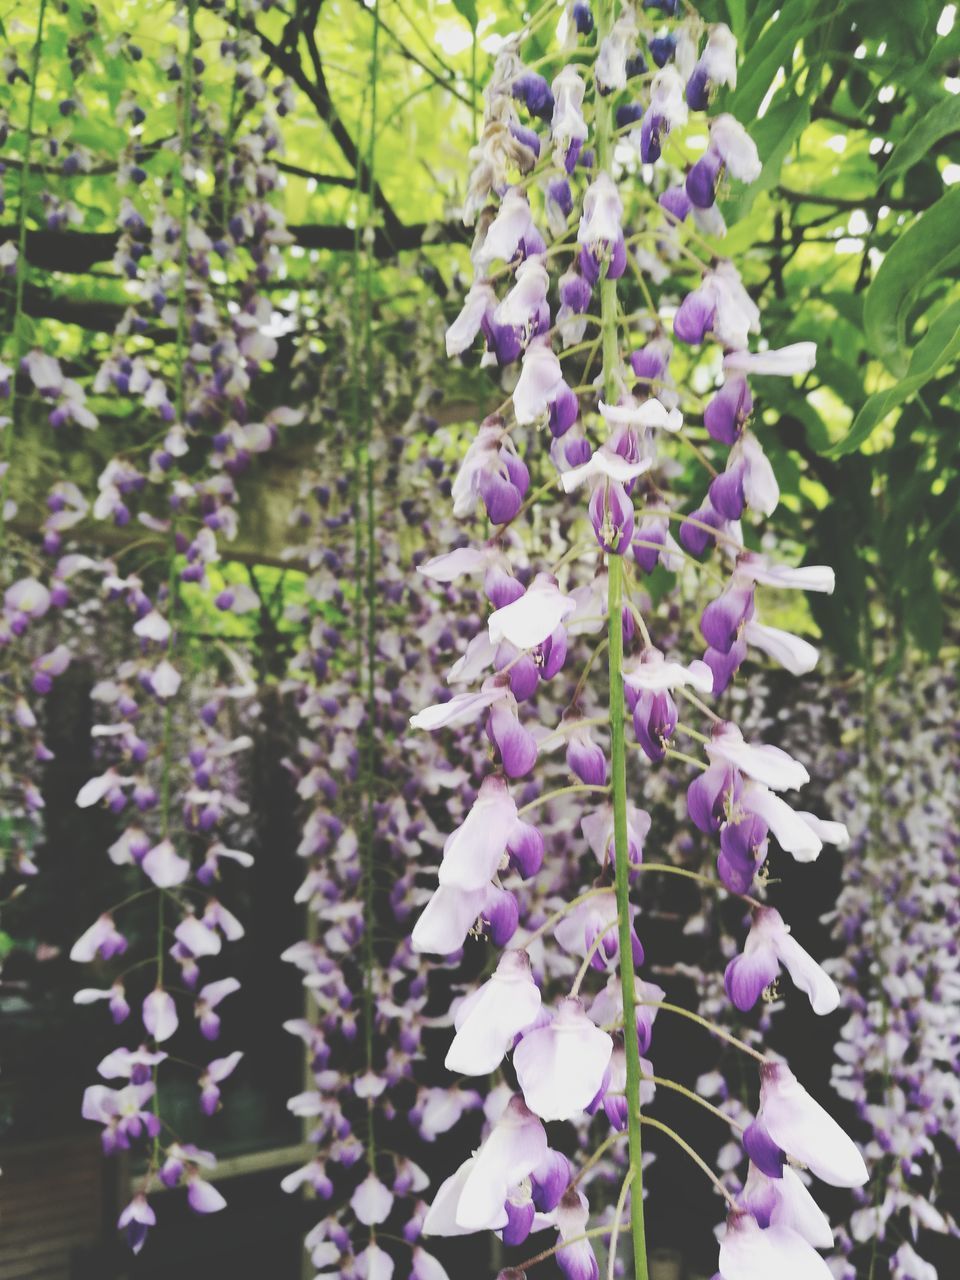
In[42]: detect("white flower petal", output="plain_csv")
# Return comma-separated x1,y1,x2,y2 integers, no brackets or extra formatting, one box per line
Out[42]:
445,951,541,1075
488,576,576,650
719,1213,834,1280
761,1064,869,1188
599,398,682,431
410,686,509,731
350,1174,394,1226
743,785,823,861
723,343,817,378
744,621,819,675
438,777,518,892
708,725,809,793
455,1097,547,1231
513,997,613,1121
411,884,489,956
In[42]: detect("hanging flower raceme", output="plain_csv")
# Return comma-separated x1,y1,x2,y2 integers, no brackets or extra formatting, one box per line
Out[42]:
61,9,305,1247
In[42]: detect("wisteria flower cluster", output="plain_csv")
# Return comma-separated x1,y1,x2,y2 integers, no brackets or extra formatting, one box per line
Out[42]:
0,0,301,1250
276,263,502,1280
408,2,865,1277
820,667,959,1279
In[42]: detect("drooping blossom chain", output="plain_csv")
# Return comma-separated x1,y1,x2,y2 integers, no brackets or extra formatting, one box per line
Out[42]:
408,3,863,1278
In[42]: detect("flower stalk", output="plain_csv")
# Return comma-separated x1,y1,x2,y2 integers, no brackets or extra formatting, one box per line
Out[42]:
594,0,649,1271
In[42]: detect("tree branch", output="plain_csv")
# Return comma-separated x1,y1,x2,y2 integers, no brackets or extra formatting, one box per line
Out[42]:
1,218,466,279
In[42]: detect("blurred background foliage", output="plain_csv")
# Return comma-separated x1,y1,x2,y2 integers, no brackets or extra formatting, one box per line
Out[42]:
3,0,958,673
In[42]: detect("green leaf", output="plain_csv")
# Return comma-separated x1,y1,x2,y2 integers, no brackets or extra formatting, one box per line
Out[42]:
862,186,960,373
451,0,479,29
832,297,960,456
904,558,943,654
884,96,960,184
726,0,818,121
721,94,810,223
725,0,747,40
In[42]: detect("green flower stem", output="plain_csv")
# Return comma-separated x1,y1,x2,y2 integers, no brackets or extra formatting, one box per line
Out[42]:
570,917,619,996
662,746,707,770
519,886,610,950
595,0,649,1273
634,999,768,1063
606,1166,637,1280
513,1222,623,1272
640,1074,746,1131
631,861,764,910
517,781,610,816
573,1131,624,1187
638,1115,739,1209
677,686,724,724
361,0,382,1174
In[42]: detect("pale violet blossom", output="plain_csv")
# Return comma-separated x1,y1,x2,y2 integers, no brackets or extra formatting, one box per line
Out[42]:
488,574,576,650
718,1211,833,1280
513,997,613,1121
445,949,542,1075
725,907,840,1015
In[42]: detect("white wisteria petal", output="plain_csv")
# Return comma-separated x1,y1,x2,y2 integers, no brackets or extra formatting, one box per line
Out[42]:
736,909,839,1015
723,342,817,378
739,433,780,516
707,724,809,792
411,883,489,956
438,776,518,892
76,770,126,808
891,1244,938,1280
142,838,191,888
410,685,509,731
455,1096,547,1232
355,1243,395,1280
488,575,576,650
174,914,222,958
132,610,171,643
422,1159,479,1237
743,784,822,861
744,621,819,675
775,931,840,1015
445,950,541,1075
772,1168,834,1248
513,997,613,1121
578,171,624,244
718,1212,834,1280
797,812,850,848
350,1174,394,1226
560,447,652,493
418,547,492,581
446,283,496,357
446,632,498,686
73,987,114,1006
151,659,181,699
513,343,563,424
476,190,538,267
740,555,835,594
759,1062,869,1187
410,1247,452,1280
495,257,550,329
710,114,761,182
623,648,715,694
143,988,178,1043
599,398,682,431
